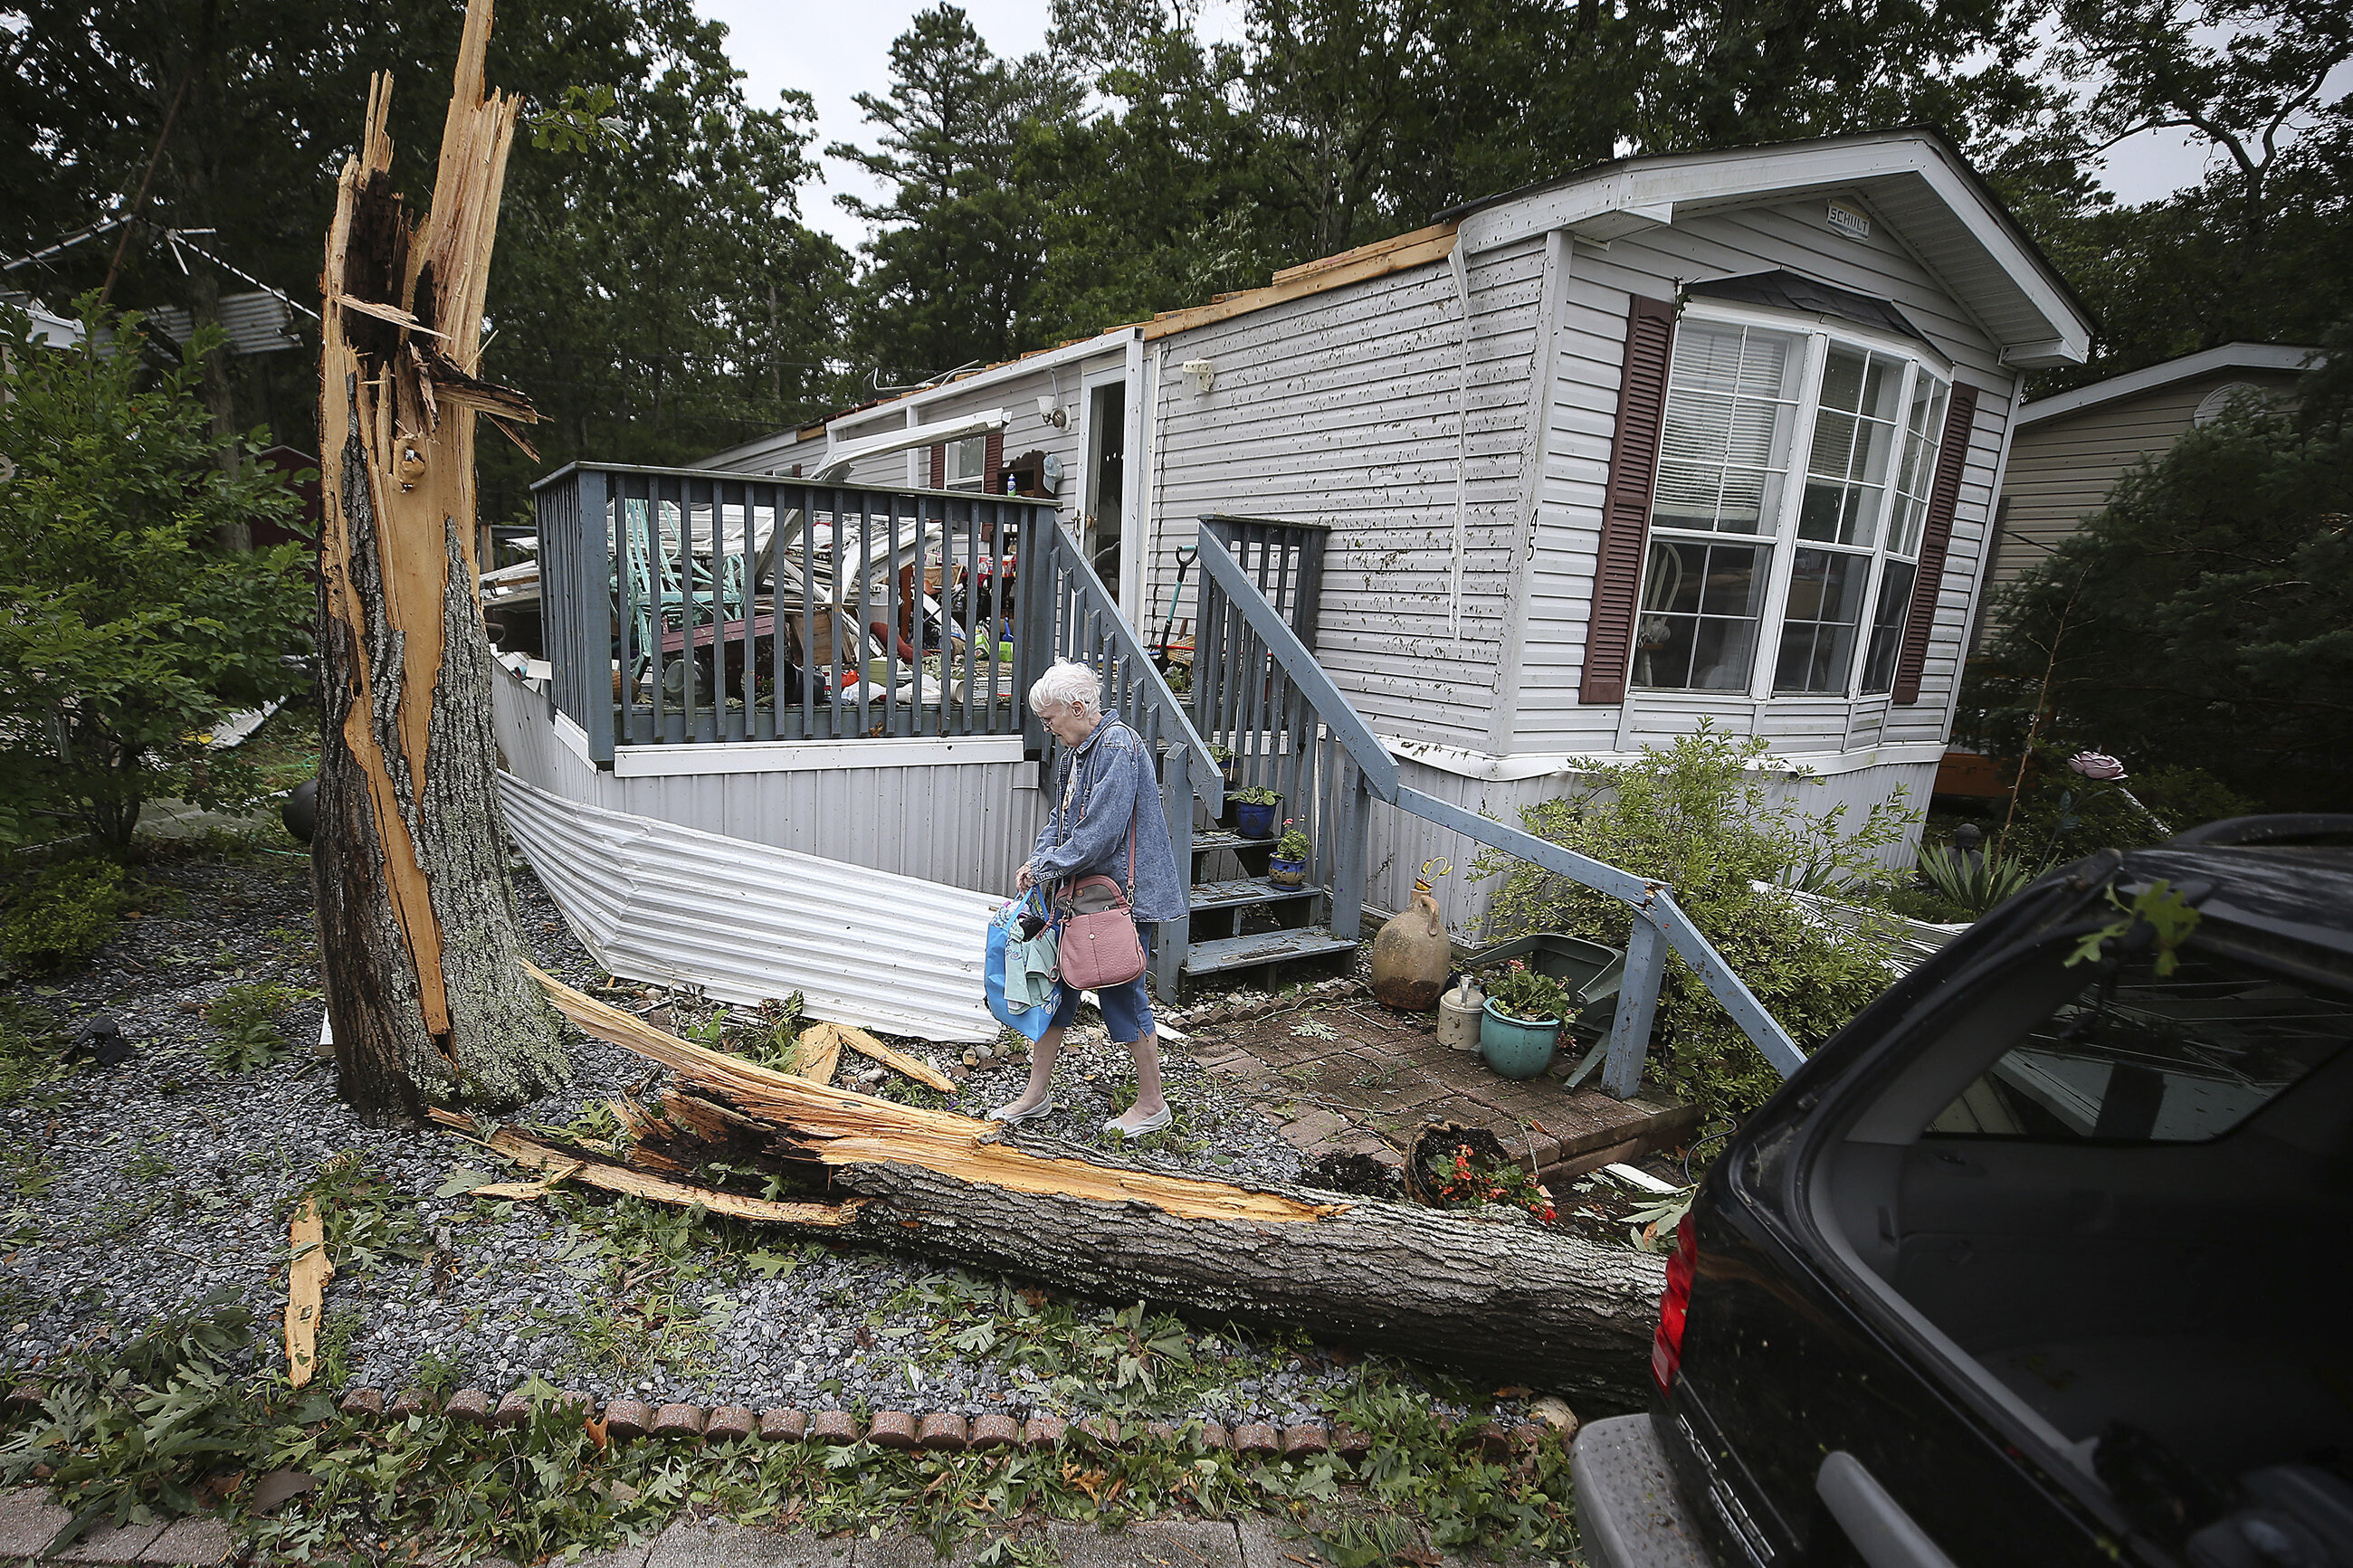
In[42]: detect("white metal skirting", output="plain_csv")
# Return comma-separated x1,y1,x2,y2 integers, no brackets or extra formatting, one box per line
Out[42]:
1367,755,1935,941
498,772,1002,1043
488,661,1048,897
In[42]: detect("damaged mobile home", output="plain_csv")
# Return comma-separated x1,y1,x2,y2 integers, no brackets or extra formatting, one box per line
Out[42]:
489,127,2090,1086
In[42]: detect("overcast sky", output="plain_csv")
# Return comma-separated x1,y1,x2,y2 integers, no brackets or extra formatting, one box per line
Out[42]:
693,0,2340,254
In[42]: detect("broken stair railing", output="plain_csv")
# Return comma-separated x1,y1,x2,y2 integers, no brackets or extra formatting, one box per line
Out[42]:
532,463,1050,759
1195,533,1805,1098
1026,514,1224,994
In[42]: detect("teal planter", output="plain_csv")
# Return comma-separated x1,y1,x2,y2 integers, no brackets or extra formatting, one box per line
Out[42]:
1481,998,1561,1080
1235,799,1280,839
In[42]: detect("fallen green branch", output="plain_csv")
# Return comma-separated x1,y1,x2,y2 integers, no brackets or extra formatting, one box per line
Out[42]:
0,1316,1581,1565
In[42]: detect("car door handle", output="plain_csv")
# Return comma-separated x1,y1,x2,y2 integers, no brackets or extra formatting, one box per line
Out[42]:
1817,1451,1958,1568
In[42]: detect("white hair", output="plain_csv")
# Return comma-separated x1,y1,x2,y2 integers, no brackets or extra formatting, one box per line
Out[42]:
1028,659,1103,717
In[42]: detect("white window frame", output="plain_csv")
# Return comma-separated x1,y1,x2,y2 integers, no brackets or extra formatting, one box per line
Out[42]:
945,434,990,490
1634,298,1953,704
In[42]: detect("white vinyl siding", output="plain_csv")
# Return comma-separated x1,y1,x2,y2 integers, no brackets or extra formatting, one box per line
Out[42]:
1143,237,1551,749
1508,195,2015,755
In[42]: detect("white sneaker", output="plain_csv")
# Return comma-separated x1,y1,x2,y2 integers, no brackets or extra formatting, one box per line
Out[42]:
988,1098,1057,1125
1104,1105,1173,1137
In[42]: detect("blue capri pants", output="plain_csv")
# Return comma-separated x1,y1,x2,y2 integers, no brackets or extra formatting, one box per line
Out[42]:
1051,923,1156,1042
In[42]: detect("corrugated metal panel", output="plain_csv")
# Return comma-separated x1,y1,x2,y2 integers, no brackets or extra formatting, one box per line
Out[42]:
141,290,304,356
491,662,1050,897
499,773,1003,1043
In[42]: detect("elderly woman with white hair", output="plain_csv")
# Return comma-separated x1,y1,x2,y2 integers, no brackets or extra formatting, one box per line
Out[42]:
995,659,1186,1135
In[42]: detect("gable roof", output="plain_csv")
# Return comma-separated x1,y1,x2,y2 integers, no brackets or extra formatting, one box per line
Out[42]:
2015,342,2322,429
1443,127,2095,368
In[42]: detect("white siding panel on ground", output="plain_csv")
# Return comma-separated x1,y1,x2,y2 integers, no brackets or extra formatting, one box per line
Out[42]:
499,774,1001,1042
491,665,1046,898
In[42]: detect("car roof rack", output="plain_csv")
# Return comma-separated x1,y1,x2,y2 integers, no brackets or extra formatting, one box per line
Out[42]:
2167,813,2353,848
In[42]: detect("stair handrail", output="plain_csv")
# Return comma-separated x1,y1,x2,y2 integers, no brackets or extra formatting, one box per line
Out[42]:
1196,536,1396,802
1034,521,1224,817
1195,530,1805,1088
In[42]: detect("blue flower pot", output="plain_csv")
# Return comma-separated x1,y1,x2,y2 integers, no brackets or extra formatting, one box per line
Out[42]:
1267,855,1307,887
1235,800,1279,839
1481,998,1561,1080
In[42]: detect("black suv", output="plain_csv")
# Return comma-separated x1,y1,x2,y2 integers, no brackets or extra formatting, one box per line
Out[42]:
1572,820,2353,1568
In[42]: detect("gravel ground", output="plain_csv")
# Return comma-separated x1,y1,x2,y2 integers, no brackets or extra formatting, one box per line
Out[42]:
0,842,1544,1431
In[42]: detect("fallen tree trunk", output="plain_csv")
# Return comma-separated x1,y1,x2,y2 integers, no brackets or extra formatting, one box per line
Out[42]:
501,965,1668,1412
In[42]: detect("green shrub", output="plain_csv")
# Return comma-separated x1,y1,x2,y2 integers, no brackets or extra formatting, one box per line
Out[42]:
0,998,66,1107
1915,841,2036,917
1477,727,1910,1122
0,857,128,974
1999,759,2257,860
204,981,313,1073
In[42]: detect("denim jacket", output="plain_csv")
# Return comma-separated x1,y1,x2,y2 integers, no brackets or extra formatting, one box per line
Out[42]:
1027,717,1188,925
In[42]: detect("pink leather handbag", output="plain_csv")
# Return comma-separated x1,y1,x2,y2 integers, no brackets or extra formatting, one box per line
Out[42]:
1054,818,1146,991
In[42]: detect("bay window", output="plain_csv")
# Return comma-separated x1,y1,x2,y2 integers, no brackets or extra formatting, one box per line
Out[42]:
1634,309,1949,699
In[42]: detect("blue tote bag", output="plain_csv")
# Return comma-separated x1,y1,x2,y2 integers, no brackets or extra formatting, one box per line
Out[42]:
984,889,1061,1041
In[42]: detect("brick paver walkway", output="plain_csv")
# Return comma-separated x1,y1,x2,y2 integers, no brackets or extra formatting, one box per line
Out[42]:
1194,1000,1700,1189
0,1487,1491,1568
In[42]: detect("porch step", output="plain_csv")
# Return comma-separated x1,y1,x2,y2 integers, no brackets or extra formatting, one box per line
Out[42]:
1180,928,1358,977
1187,876,1318,914
1190,829,1276,859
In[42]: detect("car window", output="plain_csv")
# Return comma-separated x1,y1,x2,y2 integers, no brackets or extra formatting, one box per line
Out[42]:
1926,942,2353,1143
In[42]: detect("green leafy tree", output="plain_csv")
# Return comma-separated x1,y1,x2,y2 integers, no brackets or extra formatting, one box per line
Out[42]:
0,303,312,853
2026,0,2352,386
1478,727,1911,1122
831,5,1082,385
1016,1,1279,340
0,0,850,523
1961,329,2353,810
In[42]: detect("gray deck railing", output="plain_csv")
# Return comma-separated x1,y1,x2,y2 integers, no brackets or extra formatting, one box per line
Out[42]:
1025,516,1225,993
530,463,1052,760
1197,514,1329,651
1195,529,1805,1098
1189,527,1374,960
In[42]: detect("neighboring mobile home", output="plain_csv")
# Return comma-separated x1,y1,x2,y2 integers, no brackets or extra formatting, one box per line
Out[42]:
1980,341,2320,623
685,128,2093,932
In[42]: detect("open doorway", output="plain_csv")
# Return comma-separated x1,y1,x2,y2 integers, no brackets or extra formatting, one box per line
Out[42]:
1082,380,1124,601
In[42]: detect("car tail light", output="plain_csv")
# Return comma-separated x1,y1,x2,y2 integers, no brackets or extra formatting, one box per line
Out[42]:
1651,1213,1697,1397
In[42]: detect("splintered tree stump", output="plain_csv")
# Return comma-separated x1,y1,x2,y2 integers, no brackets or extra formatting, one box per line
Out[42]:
479,966,1669,1412
312,0,567,1122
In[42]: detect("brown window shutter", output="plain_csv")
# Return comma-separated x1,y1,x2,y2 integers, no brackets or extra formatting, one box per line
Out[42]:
1580,294,1679,705
929,443,947,489
984,430,1005,492
1892,382,1980,706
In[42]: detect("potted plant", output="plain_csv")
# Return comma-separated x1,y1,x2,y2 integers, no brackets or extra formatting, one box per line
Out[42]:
1479,959,1572,1079
1232,785,1281,840
1268,820,1310,887
1207,743,1239,789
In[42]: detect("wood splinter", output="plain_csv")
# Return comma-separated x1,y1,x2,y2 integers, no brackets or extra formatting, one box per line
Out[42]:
285,1196,335,1389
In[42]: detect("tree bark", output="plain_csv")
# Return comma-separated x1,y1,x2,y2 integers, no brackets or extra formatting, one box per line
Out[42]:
514,967,1669,1413
312,0,567,1126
